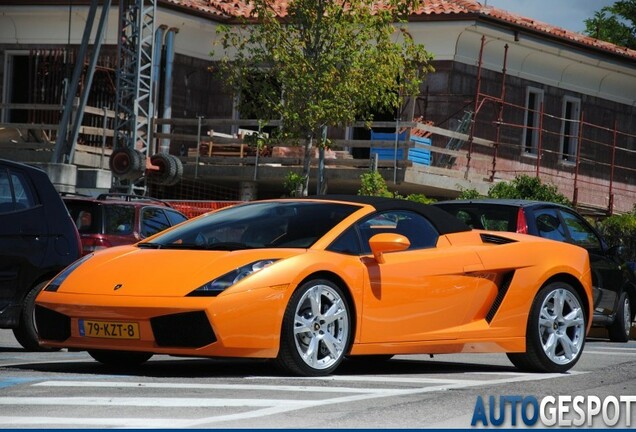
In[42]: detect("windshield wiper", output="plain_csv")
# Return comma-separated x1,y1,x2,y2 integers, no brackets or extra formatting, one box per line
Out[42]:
139,242,251,251
204,242,250,251
137,243,162,249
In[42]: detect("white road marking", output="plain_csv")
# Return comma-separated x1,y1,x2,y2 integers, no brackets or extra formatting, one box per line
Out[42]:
590,346,636,351
34,380,396,394
251,374,479,385
0,416,183,427
0,396,311,408
256,371,583,385
0,370,589,428
584,350,636,356
0,359,91,368
464,371,586,376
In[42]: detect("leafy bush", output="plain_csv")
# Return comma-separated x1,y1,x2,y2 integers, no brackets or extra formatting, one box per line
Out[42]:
597,210,636,262
283,171,306,197
457,188,482,199
358,171,392,198
488,175,571,205
404,193,436,204
358,171,435,203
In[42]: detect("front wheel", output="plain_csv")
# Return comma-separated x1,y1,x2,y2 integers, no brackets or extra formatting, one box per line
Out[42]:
608,292,632,342
276,279,351,376
507,282,586,373
88,350,152,367
13,281,59,351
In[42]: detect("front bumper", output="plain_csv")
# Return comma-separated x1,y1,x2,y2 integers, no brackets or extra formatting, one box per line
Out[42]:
35,287,288,358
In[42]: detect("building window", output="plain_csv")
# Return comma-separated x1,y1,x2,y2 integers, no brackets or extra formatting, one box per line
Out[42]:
522,87,544,155
560,97,581,163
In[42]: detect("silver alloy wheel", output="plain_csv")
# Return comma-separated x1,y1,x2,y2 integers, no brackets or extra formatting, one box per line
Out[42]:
538,287,585,365
622,296,632,337
292,283,349,371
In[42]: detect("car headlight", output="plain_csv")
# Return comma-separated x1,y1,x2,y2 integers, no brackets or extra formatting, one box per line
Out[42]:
187,259,278,297
45,254,94,292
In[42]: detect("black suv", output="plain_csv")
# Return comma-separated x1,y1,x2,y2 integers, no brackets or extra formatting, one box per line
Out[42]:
0,159,81,349
62,194,187,256
434,199,635,342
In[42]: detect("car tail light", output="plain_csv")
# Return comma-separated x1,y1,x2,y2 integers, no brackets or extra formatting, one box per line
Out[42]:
80,235,112,255
516,208,528,234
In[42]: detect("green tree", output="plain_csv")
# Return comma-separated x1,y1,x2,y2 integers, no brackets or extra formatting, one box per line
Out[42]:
216,0,433,195
584,0,636,49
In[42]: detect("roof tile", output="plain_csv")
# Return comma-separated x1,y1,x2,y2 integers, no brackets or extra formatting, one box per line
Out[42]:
163,0,636,61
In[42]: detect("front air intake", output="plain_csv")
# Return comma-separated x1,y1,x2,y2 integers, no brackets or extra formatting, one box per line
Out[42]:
34,305,71,341
150,311,216,348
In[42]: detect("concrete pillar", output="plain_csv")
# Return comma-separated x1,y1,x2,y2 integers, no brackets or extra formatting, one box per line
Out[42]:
32,163,77,194
239,181,258,201
76,168,112,196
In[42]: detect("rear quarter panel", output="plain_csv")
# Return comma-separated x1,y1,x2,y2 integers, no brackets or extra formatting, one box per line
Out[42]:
463,232,593,337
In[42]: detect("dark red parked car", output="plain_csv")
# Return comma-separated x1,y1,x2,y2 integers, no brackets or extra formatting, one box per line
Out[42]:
63,194,188,256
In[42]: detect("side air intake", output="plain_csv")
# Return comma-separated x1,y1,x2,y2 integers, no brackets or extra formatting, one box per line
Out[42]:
485,271,515,323
480,233,517,245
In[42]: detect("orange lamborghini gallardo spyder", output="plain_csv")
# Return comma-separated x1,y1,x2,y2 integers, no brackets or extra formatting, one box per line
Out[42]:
35,196,593,376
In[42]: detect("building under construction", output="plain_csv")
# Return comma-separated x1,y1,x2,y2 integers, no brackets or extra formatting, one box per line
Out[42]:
0,0,634,214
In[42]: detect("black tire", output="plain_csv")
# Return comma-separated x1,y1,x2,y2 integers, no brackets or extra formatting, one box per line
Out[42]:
507,282,586,373
13,281,59,352
147,153,180,185
166,155,184,186
88,350,152,367
276,279,351,376
608,292,632,343
109,147,144,180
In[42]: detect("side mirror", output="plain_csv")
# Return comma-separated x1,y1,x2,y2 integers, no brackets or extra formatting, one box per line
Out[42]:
369,233,410,264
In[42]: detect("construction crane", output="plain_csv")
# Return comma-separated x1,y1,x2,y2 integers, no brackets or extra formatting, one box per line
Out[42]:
110,0,157,194
52,0,181,195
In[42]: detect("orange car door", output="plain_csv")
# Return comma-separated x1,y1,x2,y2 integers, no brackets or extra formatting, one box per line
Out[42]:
356,211,484,343
360,247,485,342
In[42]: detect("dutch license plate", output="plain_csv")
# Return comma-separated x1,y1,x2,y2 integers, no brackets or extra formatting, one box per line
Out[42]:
79,319,140,339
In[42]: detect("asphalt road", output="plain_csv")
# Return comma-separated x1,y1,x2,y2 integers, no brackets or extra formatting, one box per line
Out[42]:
0,329,635,429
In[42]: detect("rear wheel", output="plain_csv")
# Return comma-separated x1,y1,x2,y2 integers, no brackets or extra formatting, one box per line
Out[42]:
608,292,632,342
88,350,152,367
13,281,59,351
507,282,586,373
276,279,351,376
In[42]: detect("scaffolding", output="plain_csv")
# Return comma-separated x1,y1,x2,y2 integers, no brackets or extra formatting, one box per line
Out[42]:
463,36,636,215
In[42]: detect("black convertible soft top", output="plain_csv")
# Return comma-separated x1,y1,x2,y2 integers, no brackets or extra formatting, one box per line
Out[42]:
306,195,471,235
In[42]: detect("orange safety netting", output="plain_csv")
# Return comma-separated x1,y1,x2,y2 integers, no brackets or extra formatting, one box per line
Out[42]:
166,200,242,218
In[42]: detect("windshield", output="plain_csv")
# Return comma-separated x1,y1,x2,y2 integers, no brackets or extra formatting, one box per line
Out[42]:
143,201,359,250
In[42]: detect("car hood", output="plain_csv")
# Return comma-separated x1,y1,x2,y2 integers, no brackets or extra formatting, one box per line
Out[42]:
56,245,304,297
